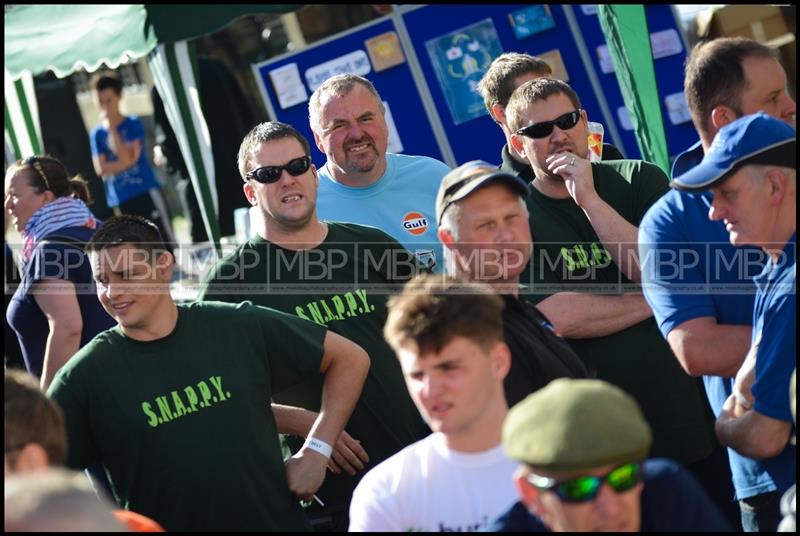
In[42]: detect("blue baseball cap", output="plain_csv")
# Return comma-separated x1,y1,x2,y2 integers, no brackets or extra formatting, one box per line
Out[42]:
672,112,795,192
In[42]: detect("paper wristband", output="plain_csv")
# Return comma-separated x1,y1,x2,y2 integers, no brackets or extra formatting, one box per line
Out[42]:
304,437,333,459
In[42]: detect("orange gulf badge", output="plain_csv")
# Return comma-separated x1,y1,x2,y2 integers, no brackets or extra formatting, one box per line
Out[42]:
402,211,429,235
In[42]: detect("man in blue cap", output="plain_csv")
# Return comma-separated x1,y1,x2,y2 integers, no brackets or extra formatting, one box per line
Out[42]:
673,112,796,502
638,37,795,531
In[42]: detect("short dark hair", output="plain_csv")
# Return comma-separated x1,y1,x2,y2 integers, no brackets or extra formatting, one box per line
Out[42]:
85,214,168,256
6,155,92,204
4,370,67,467
684,37,776,138
505,78,582,133
90,73,123,95
478,52,553,116
237,121,311,180
384,274,505,355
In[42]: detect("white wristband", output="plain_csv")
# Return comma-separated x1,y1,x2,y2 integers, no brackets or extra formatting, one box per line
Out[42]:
304,437,333,459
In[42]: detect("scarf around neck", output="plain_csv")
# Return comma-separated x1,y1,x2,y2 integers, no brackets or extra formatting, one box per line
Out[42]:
22,196,98,264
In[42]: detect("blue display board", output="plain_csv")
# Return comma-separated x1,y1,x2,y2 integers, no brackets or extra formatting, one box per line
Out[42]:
401,4,621,165
253,6,699,170
253,18,445,169
573,4,700,162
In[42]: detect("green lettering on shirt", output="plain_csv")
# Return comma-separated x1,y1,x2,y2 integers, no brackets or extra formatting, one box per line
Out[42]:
210,375,229,401
307,302,326,325
140,375,232,429
355,289,375,312
142,402,159,427
156,396,173,423
295,289,377,326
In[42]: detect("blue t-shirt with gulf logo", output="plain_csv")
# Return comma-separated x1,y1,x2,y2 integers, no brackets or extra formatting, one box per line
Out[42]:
316,152,449,272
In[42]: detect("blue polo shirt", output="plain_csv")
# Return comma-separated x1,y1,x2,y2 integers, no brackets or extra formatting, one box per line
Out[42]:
90,115,160,207
637,142,775,499
751,234,796,495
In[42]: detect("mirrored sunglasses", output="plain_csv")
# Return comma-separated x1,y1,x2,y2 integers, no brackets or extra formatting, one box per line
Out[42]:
516,109,583,139
526,462,641,503
246,156,311,184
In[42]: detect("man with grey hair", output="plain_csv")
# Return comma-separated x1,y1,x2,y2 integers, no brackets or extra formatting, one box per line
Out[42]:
436,160,588,408
201,121,430,531
638,37,796,531
5,468,126,532
308,74,450,272
504,77,719,479
477,52,622,184
672,112,796,506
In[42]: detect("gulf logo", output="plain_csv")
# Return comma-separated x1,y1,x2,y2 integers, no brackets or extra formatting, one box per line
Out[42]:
402,212,428,235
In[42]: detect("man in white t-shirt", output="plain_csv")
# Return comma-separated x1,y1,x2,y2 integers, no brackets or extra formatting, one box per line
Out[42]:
348,275,519,531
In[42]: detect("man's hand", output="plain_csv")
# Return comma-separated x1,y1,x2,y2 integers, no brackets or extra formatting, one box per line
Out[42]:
546,152,598,209
285,448,329,502
329,430,369,476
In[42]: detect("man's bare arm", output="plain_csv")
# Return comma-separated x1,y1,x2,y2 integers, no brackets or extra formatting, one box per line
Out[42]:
537,292,653,338
716,394,791,459
284,331,369,500
666,318,751,377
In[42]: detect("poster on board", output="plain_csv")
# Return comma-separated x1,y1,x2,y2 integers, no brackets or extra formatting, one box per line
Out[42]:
425,18,503,125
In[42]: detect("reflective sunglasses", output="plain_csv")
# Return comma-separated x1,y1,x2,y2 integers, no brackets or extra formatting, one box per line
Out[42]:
516,109,583,139
526,462,641,503
246,156,311,183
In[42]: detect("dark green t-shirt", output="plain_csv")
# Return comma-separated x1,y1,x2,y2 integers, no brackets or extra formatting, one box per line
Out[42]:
47,301,326,532
521,160,716,465
199,222,430,516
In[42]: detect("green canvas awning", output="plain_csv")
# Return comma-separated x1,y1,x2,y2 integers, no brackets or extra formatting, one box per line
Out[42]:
5,5,298,252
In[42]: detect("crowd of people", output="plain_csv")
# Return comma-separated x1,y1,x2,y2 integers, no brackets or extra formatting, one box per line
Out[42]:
4,34,796,532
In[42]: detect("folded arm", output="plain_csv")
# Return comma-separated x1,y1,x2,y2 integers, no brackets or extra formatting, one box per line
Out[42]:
536,292,653,338
715,394,791,459
666,318,751,378
272,403,369,476
284,331,369,500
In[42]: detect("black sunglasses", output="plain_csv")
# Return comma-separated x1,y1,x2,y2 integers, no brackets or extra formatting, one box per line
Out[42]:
246,156,311,184
516,109,583,139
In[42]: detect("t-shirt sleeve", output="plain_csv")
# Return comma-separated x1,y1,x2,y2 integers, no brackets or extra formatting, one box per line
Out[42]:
348,467,402,531
28,242,84,287
128,116,146,143
89,127,104,158
197,255,239,303
244,303,328,394
46,360,101,470
752,293,796,421
638,208,717,338
632,161,670,224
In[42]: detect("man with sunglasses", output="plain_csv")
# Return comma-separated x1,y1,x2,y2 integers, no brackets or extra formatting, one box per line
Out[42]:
309,74,450,272
488,378,732,531
200,121,430,531
477,52,623,184
504,78,718,475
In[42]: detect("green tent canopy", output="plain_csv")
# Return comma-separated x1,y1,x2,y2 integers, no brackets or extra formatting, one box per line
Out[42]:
5,5,298,251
